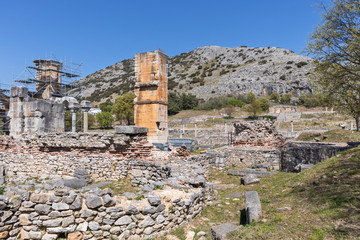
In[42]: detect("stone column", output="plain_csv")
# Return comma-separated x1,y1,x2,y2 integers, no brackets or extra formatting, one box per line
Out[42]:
81,100,92,132
194,123,197,138
69,103,79,133
291,121,294,133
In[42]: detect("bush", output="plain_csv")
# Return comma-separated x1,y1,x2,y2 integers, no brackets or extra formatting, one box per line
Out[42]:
246,92,256,103
270,92,280,102
99,100,113,113
258,60,267,65
168,93,199,115
280,75,286,80
96,112,114,129
296,61,308,68
112,92,136,125
298,93,324,108
88,114,96,129
227,97,245,107
257,97,270,111
280,93,292,104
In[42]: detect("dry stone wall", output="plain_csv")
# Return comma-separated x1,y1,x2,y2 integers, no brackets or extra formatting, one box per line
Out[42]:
190,146,281,170
280,141,353,172
0,186,211,239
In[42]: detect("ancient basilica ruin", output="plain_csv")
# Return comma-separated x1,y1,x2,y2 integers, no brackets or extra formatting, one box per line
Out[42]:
0,50,356,240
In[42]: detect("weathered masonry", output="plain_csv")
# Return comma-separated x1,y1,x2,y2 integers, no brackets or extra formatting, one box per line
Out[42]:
8,86,91,137
134,50,168,144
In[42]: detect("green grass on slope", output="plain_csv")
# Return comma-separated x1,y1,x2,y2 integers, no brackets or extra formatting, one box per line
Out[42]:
297,129,360,143
163,147,360,240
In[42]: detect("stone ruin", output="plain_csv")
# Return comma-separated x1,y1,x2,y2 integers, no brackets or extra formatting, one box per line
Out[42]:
7,86,92,138
233,120,286,148
134,50,169,145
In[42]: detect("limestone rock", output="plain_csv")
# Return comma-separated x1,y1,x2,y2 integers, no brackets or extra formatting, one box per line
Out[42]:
76,222,88,232
241,174,260,185
67,232,83,240
139,216,155,228
85,194,103,209
126,205,139,215
0,231,9,239
147,196,161,206
34,204,51,215
211,223,239,240
115,216,132,226
245,191,262,224
52,202,69,211
41,234,58,240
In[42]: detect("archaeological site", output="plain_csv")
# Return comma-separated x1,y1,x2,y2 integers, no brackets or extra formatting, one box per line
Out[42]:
0,48,359,240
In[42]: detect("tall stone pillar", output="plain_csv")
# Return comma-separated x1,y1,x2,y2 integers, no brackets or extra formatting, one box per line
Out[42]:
69,103,79,133
134,50,168,144
81,100,92,132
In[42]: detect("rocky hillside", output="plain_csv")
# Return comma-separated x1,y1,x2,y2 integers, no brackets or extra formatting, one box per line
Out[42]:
73,46,314,103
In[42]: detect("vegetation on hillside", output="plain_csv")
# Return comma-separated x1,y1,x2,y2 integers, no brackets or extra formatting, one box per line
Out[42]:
162,147,360,239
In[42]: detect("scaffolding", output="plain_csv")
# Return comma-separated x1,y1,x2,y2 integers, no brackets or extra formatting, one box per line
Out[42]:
14,57,82,99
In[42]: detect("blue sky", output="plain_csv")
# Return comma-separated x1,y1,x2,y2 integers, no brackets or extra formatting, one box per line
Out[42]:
0,0,324,87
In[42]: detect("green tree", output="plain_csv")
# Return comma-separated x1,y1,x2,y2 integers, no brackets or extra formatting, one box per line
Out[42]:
246,92,256,103
305,0,360,130
227,97,245,107
270,92,280,102
280,93,292,104
168,92,182,115
88,114,96,129
224,105,236,118
99,100,113,113
112,92,136,125
257,97,270,111
168,93,199,115
179,93,199,110
96,112,114,129
244,100,262,117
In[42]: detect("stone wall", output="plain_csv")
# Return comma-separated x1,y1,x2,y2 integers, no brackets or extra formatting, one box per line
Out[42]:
0,132,156,184
280,141,352,172
0,186,211,239
190,146,281,170
8,87,66,138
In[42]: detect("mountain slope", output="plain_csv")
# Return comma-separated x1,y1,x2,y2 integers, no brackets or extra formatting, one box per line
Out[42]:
73,46,314,103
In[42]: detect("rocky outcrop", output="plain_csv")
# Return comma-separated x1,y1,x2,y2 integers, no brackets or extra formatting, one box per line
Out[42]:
72,46,314,103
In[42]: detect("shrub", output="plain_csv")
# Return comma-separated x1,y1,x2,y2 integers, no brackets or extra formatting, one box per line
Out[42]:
280,93,292,104
270,92,280,102
96,112,114,129
280,75,286,80
298,93,324,108
258,60,267,65
112,92,136,125
168,93,199,115
257,97,270,111
296,61,308,68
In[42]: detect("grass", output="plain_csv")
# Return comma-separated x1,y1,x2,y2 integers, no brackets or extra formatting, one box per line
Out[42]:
100,177,139,195
297,129,360,143
162,147,360,239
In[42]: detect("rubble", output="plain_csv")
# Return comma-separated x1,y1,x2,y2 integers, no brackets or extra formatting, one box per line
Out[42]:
233,120,286,148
